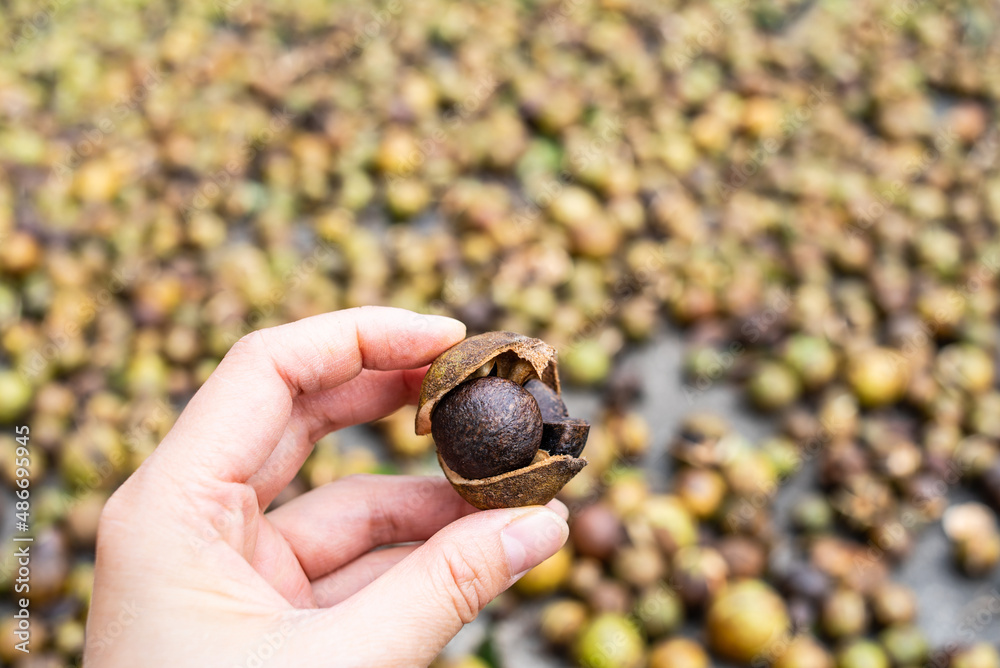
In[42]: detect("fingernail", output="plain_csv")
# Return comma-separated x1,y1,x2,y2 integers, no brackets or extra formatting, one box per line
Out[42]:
420,313,466,331
501,510,568,577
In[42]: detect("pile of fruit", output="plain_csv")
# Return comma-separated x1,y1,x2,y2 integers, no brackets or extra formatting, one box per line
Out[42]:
1,0,1000,665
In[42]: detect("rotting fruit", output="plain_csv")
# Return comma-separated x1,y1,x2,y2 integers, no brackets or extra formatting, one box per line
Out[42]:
416,331,589,509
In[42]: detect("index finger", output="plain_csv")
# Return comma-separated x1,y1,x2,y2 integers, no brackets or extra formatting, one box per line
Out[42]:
152,307,466,484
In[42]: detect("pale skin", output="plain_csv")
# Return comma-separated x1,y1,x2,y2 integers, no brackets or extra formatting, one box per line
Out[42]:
85,307,569,667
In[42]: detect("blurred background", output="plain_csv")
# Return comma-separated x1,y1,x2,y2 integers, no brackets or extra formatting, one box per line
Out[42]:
2,0,1000,666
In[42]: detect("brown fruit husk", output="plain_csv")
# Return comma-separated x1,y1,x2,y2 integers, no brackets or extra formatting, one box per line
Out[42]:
439,450,587,510
416,331,560,435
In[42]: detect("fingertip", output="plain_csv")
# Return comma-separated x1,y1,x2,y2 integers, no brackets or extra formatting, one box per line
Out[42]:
421,313,466,342
501,508,569,576
544,498,569,521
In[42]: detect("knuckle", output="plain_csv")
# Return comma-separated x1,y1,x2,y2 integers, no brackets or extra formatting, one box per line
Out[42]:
96,483,137,541
339,473,378,486
98,487,129,526
230,329,266,356
436,542,496,624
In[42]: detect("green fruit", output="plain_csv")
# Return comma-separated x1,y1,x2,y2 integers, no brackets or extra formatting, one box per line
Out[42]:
634,584,684,638
0,371,32,422
836,640,889,668
562,339,612,386
574,613,644,668
878,625,928,666
784,335,838,390
748,360,801,411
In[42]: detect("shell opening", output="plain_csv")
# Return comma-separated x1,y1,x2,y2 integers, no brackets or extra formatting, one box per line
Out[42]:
462,353,540,387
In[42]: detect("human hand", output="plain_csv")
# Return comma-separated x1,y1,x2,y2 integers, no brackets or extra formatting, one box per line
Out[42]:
85,307,570,667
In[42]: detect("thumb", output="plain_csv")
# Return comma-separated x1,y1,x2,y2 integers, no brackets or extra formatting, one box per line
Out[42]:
301,503,569,667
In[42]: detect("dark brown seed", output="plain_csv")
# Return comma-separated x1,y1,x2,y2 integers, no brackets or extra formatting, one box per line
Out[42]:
540,419,590,457
431,376,543,479
525,378,570,421
634,584,685,638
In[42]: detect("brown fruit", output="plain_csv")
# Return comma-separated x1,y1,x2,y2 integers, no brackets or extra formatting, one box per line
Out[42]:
571,502,625,561
417,331,589,509
416,331,560,433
